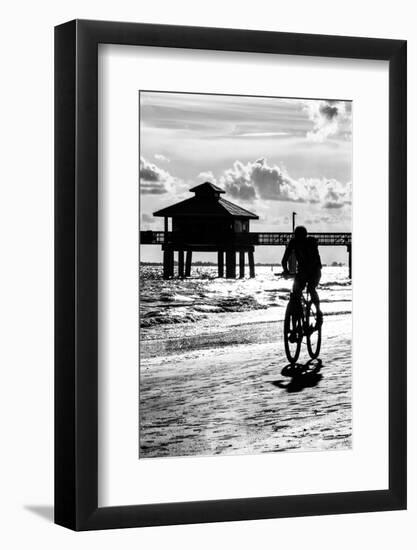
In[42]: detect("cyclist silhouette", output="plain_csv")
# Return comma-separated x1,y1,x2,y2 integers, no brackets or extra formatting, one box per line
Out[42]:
282,226,323,324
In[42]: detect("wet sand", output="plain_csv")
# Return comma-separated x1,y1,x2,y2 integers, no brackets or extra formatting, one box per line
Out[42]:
139,313,352,458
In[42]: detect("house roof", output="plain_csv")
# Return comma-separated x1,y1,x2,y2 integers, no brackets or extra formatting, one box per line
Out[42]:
153,182,258,219
218,198,259,218
189,181,225,194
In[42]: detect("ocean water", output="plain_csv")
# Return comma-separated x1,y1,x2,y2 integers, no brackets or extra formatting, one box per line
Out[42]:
140,266,352,355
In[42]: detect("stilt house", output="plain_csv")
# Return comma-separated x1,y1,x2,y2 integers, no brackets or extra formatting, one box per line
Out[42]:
153,182,259,278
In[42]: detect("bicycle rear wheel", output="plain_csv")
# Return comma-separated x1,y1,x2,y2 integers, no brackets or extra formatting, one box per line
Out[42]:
306,302,322,359
284,299,303,363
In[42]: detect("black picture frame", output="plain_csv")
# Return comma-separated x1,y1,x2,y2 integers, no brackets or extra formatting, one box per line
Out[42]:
55,19,407,531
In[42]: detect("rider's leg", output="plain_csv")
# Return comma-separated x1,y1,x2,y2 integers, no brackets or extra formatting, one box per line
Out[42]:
292,275,306,297
308,285,320,309
292,275,306,315
288,277,305,342
307,270,322,323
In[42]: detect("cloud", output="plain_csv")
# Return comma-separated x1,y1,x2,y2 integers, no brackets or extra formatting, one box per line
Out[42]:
139,156,176,194
234,132,289,138
322,180,352,208
218,158,304,203
141,213,155,224
197,170,216,181
302,100,351,142
140,155,351,210
214,158,350,209
304,215,334,225
218,161,258,201
251,158,304,202
154,153,170,163
298,176,351,209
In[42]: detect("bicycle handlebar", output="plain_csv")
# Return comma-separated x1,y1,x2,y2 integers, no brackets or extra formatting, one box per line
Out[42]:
276,271,295,279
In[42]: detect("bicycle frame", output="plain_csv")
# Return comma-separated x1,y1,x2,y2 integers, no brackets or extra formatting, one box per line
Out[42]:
289,287,311,330
284,284,322,364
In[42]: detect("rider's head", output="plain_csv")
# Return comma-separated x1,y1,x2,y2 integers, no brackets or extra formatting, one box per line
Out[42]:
294,225,307,240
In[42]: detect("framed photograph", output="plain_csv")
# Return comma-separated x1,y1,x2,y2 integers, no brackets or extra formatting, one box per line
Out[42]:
55,19,406,530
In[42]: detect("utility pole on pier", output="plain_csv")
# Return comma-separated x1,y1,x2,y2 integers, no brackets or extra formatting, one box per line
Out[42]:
292,212,297,232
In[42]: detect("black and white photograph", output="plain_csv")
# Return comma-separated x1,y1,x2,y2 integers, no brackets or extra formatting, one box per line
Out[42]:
0,1,410,544
139,91,353,458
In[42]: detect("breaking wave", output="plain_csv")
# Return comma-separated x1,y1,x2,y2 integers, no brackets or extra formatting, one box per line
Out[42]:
140,265,351,328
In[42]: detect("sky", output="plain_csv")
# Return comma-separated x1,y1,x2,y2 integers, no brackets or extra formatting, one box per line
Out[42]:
139,91,352,264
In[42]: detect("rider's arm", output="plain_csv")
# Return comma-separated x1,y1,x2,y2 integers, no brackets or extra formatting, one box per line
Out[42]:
281,242,293,273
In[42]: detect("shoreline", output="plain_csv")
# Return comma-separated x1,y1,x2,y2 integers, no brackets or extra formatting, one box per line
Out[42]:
141,306,351,359
139,313,352,458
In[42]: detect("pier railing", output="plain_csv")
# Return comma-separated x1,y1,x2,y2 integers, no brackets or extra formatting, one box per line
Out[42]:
140,231,351,247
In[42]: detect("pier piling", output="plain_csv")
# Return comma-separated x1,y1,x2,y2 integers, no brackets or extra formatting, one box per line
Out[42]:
347,244,352,279
249,250,255,278
185,250,192,277
163,247,174,279
239,251,245,278
152,230,351,280
226,250,236,278
178,249,184,278
218,251,224,277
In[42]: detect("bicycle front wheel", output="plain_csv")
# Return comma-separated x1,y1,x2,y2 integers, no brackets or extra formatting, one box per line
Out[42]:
306,302,322,359
284,300,303,364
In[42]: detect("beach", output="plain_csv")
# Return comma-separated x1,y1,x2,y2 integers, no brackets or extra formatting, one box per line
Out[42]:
139,266,352,458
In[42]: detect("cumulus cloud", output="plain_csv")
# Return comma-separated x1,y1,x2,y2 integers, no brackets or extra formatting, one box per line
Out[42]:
296,176,351,209
251,158,304,202
323,180,352,209
303,100,351,142
218,161,257,201
140,156,176,194
154,153,170,163
214,158,350,209
197,170,216,182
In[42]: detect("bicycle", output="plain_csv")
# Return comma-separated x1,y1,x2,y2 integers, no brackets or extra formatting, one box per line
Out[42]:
283,279,322,364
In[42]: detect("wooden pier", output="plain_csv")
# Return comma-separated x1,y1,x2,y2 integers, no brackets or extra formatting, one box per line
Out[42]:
140,230,352,278
143,181,352,279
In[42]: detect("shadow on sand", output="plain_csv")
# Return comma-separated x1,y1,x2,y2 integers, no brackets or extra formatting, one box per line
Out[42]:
271,358,323,393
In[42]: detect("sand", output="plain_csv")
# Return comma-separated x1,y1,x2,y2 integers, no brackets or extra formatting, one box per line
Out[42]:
139,312,352,458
